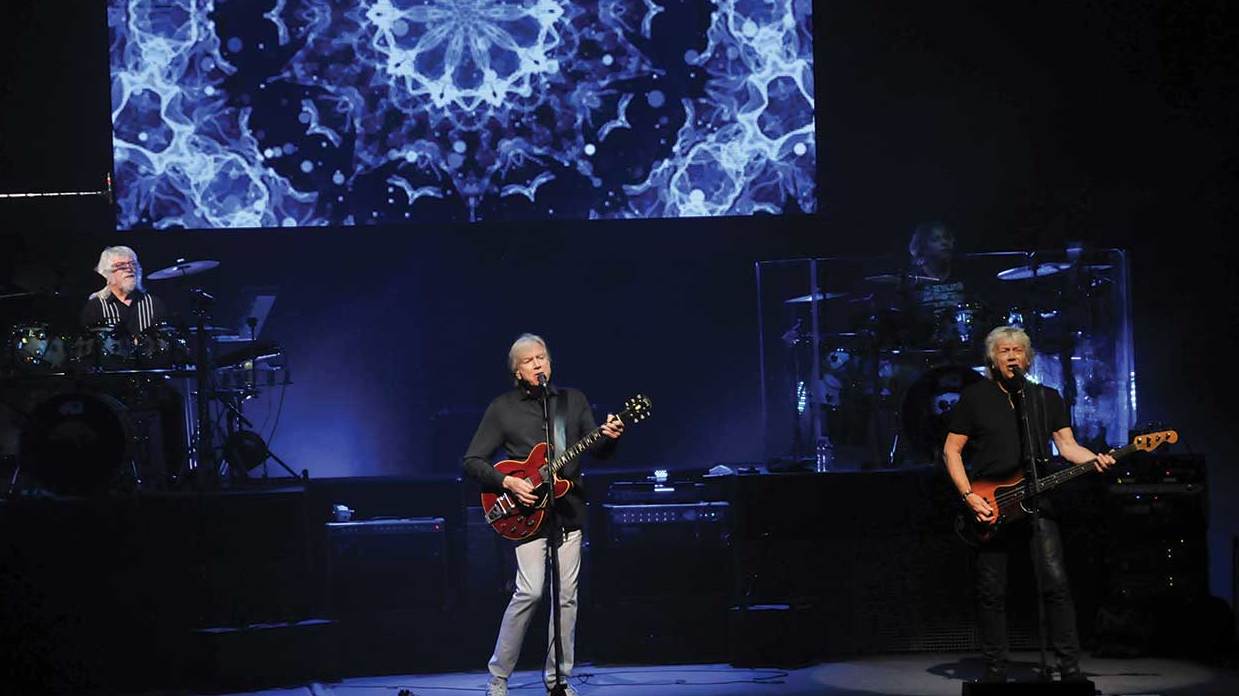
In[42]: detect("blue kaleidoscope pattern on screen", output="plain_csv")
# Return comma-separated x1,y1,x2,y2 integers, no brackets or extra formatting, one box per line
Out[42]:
108,0,815,228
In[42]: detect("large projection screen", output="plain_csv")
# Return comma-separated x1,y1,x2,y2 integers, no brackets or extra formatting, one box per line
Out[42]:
107,0,815,229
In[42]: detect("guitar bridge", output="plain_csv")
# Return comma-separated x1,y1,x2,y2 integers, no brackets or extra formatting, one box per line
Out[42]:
486,494,516,522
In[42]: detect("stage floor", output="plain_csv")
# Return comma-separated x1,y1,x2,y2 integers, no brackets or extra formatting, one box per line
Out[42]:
210,653,1239,696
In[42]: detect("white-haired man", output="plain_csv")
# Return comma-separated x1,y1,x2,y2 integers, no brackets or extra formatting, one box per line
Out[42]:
463,333,624,696
79,246,168,332
944,326,1115,683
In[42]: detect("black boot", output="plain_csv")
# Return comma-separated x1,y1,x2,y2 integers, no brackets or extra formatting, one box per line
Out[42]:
1059,661,1086,682
982,661,1008,683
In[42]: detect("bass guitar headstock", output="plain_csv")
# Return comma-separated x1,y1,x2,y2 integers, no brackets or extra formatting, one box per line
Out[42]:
1131,429,1178,453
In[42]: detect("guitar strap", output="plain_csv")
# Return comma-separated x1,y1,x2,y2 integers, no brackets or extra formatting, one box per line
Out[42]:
552,391,568,468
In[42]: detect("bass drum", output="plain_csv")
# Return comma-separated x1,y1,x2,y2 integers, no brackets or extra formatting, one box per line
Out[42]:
898,364,985,466
20,392,130,495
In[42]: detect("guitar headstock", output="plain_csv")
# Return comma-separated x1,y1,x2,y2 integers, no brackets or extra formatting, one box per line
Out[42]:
620,394,653,424
1131,429,1178,452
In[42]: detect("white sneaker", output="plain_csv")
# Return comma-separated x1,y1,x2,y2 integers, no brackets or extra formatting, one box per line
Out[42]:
487,675,509,696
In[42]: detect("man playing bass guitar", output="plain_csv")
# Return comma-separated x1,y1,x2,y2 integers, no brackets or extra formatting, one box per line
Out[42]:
943,326,1115,683
463,333,624,696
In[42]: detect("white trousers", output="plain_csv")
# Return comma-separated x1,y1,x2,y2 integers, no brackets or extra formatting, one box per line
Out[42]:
487,528,581,688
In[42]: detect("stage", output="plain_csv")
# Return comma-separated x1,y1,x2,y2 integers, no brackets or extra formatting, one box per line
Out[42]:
199,655,1239,696
4,2,1239,695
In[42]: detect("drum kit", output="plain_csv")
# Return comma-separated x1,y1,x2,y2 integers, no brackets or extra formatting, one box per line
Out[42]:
784,252,1114,469
1,258,288,496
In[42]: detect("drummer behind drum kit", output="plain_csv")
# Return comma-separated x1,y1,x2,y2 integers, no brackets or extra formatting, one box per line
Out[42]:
1,258,289,496
785,254,1112,469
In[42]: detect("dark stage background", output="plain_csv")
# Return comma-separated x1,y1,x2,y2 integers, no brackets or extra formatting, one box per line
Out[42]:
2,0,1237,604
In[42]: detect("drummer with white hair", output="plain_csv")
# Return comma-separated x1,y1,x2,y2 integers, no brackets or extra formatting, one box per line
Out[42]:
79,245,169,332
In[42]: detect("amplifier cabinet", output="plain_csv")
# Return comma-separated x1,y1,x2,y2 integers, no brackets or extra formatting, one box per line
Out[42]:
325,517,448,615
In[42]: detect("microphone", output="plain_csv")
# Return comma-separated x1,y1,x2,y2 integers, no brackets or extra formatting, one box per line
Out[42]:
1007,364,1027,389
104,172,114,204
537,373,547,387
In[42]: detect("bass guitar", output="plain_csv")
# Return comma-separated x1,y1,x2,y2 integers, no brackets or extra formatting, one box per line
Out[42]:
481,394,652,541
955,429,1177,545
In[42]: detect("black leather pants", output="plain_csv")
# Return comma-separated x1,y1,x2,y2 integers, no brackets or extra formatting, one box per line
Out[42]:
974,516,1081,670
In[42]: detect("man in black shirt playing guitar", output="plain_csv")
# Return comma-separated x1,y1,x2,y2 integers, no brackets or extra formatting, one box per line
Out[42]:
463,333,624,696
943,326,1115,683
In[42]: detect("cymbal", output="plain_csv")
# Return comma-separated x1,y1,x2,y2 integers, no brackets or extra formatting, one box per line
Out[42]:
820,331,876,346
186,325,234,335
996,262,1070,281
147,259,220,280
997,261,1114,281
785,290,849,303
863,273,940,285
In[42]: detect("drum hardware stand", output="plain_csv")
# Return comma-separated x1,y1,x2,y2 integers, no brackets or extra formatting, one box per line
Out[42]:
217,396,304,481
245,316,260,400
188,288,218,487
786,322,809,466
866,328,888,470
216,314,302,481
2,401,32,497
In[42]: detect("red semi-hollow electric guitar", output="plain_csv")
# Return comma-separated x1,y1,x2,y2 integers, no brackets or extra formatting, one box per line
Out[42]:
955,429,1178,545
481,394,652,541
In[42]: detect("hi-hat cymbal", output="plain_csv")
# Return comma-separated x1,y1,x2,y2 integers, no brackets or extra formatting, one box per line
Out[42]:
863,273,940,285
147,259,220,280
785,290,850,303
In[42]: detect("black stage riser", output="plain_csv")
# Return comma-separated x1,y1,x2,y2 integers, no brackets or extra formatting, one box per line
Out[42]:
961,681,1096,695
0,463,1217,691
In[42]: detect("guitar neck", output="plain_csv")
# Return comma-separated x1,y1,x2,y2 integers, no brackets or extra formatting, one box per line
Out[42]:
545,397,648,479
548,425,608,478
1034,441,1137,495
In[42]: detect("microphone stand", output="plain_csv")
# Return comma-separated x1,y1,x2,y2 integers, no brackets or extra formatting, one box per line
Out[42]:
1009,366,1051,682
537,375,568,696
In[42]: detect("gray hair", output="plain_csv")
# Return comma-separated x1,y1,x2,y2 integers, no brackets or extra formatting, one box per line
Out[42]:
508,333,550,373
983,325,1035,376
92,245,143,300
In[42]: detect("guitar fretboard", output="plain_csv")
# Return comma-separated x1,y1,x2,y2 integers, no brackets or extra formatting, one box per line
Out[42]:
1008,442,1138,504
547,409,631,477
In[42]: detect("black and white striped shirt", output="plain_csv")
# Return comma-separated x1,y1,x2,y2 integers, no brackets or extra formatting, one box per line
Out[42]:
80,290,169,334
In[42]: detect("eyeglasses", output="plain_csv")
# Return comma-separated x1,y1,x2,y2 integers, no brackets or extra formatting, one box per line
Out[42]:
110,262,140,273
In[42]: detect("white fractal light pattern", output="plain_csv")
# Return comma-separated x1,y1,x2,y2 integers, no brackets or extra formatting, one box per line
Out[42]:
365,0,565,111
107,0,815,228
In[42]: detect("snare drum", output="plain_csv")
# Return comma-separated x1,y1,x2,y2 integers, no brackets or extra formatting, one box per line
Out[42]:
8,324,69,371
